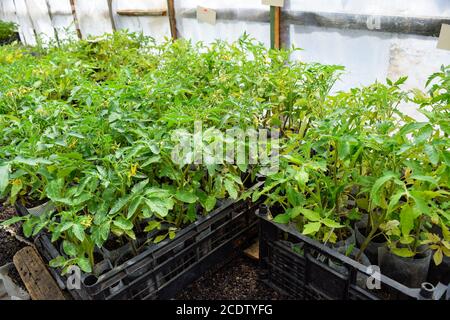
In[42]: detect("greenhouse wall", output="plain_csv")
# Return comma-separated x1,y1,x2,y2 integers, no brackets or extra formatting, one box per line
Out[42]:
1,0,450,118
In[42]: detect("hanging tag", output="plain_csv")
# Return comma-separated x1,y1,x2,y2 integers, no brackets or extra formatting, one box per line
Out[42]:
262,0,284,7
437,24,450,51
197,6,216,25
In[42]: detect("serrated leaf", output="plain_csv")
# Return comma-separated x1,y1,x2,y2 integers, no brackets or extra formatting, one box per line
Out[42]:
127,196,143,219
204,196,216,212
433,249,443,266
299,208,321,222
108,194,132,215
154,234,167,244
72,224,85,242
224,179,238,199
131,179,149,194
0,164,10,194
321,218,343,228
273,213,290,224
391,247,415,258
99,222,110,241
302,222,322,235
0,215,25,226
113,217,133,230
175,190,198,204
77,257,92,273
144,220,160,232
400,204,415,236
63,240,78,257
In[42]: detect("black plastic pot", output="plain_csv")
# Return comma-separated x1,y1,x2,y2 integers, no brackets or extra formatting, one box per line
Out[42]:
354,219,386,264
328,246,371,288
329,227,356,249
427,255,450,286
378,246,432,289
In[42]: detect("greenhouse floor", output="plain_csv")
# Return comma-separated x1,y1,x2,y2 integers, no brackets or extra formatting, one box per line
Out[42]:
177,255,288,300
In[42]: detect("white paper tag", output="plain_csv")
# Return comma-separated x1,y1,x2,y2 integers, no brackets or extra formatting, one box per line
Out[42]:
262,0,284,7
437,24,450,51
197,6,216,25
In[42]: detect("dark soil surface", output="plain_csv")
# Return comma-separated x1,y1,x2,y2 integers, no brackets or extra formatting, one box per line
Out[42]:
0,203,27,290
177,255,289,300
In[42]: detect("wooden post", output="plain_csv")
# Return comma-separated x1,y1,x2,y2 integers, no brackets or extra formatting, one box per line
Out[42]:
167,0,177,40
106,0,116,31
270,6,281,49
69,0,82,39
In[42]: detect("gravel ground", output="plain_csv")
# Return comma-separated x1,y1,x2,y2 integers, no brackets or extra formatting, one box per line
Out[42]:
177,255,289,300
0,203,27,290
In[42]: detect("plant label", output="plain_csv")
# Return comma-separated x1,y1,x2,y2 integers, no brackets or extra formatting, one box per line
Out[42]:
262,0,284,7
437,24,450,51
197,6,216,25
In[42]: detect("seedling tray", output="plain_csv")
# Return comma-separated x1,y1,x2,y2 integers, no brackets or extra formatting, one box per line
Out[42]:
257,211,448,300
28,198,259,300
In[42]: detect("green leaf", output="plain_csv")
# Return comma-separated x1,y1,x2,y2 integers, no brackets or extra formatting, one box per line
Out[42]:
391,247,415,258
108,194,132,215
77,257,92,273
224,179,238,199
399,204,415,236
175,190,198,204
144,220,161,232
99,222,110,241
424,144,439,165
204,196,216,212
49,256,66,268
22,219,34,237
295,168,309,186
0,164,10,194
72,224,85,242
127,196,143,219
321,218,343,228
388,191,405,214
131,179,149,194
154,234,167,243
299,208,321,222
273,213,290,224
370,172,399,206
0,215,25,226
144,198,174,217
433,249,443,266
63,240,78,257
411,191,430,215
302,222,322,235
113,217,134,230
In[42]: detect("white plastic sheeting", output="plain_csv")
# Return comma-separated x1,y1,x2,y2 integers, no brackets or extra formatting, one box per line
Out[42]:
112,0,170,42
175,0,270,47
74,0,113,38
47,0,77,42
24,0,55,44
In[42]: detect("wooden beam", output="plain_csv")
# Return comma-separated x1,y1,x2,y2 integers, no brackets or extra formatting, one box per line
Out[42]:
13,246,65,300
180,8,450,37
117,9,167,17
167,0,177,40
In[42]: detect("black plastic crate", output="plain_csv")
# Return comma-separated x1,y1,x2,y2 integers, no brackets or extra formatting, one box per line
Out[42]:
257,210,449,300
18,198,259,300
